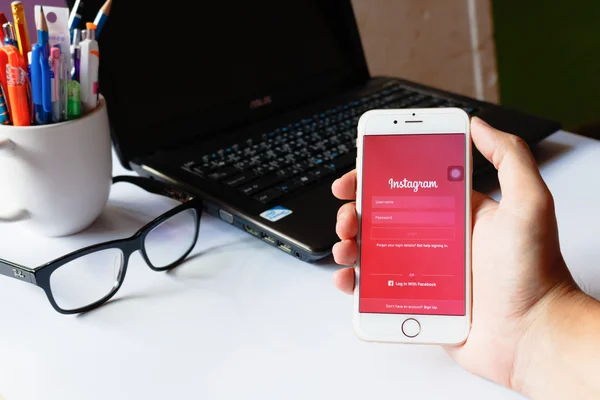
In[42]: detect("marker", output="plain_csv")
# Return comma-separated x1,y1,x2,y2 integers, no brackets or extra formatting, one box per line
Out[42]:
50,47,61,122
2,23,18,47
79,22,99,113
66,79,81,120
4,45,30,126
11,1,31,58
68,0,84,43
0,13,8,44
92,0,111,38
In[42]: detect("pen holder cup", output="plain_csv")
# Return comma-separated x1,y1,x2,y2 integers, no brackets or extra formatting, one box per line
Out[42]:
0,95,112,237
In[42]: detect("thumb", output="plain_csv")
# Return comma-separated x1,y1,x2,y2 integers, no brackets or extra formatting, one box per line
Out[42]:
471,117,551,212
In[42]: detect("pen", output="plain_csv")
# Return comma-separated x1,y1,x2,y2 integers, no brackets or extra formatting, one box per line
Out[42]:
59,44,70,121
30,43,48,124
37,7,52,119
50,46,61,122
68,0,84,43
0,84,10,125
27,51,31,81
11,1,31,58
2,23,18,47
71,28,81,82
92,0,111,38
0,13,8,44
4,45,30,126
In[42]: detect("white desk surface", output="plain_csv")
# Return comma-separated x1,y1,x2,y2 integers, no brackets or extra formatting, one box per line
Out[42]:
1,130,599,400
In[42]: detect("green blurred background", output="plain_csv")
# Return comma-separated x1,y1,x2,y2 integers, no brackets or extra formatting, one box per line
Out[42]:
492,0,600,137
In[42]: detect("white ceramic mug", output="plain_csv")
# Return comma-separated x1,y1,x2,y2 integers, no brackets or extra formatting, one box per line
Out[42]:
0,96,112,237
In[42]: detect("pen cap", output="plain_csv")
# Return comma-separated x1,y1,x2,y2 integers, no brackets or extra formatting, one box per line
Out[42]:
85,23,96,40
2,22,15,40
50,46,60,60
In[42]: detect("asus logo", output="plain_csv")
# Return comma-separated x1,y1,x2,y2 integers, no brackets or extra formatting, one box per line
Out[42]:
13,269,25,279
250,95,272,110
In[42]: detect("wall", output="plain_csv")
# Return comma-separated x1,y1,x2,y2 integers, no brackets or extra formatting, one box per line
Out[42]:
5,1,500,106
0,0,66,43
351,0,499,103
492,0,600,131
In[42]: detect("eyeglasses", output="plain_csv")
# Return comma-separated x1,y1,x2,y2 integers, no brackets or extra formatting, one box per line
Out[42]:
0,176,204,314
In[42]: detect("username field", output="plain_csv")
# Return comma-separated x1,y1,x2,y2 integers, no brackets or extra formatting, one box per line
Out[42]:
372,196,455,209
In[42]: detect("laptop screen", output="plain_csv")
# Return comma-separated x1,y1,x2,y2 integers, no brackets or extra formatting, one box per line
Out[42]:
67,0,370,166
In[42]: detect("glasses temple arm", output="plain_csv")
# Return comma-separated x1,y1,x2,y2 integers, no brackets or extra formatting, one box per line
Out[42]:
113,175,195,202
0,258,37,284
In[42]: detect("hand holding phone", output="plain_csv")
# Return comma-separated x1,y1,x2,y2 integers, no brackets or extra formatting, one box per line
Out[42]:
333,117,588,397
353,108,471,344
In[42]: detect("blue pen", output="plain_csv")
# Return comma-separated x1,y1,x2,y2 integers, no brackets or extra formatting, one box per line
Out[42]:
37,7,52,119
93,0,112,38
31,44,49,124
68,0,84,43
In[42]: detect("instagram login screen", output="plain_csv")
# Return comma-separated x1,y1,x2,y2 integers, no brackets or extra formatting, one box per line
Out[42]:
359,134,466,316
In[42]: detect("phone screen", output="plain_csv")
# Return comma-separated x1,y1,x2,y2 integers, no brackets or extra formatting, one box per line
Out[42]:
359,133,466,316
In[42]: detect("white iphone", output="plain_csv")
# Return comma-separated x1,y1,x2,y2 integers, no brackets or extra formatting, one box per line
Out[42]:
354,108,471,345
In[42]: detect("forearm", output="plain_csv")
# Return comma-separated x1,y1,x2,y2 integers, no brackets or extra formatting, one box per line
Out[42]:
515,287,600,399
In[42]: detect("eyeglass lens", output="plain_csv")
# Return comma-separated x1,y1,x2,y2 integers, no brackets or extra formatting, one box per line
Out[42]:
47,208,198,311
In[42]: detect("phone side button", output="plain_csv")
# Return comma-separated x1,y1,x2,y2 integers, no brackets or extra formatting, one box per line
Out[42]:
401,318,421,338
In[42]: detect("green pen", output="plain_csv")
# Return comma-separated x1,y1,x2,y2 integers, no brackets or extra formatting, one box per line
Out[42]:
67,80,81,120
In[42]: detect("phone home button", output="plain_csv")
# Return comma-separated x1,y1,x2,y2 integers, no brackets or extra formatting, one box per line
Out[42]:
401,318,421,338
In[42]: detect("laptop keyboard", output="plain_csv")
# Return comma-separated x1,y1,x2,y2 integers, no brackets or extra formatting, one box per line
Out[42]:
181,83,479,204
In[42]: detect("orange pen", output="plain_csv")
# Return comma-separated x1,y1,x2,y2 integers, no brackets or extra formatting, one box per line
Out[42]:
1,45,30,126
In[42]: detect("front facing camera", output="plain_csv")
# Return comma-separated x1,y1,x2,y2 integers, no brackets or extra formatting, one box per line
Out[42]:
412,113,416,116
393,120,398,124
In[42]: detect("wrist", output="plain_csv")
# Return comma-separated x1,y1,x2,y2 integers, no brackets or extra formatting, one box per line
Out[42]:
511,282,600,398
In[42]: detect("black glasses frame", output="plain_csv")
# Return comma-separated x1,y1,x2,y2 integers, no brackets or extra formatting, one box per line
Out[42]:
0,175,203,315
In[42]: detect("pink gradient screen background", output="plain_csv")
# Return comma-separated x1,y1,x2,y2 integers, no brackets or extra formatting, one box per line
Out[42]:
359,134,466,316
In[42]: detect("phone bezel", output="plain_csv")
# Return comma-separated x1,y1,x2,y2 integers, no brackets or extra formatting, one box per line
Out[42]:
353,108,472,345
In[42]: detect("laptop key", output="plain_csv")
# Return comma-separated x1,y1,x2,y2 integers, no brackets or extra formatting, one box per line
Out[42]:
309,166,333,179
207,166,239,181
324,152,356,171
277,179,304,193
239,174,282,196
224,171,261,187
293,173,317,187
253,188,284,203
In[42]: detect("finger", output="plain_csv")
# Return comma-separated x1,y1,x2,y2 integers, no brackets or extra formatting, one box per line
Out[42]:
332,239,358,266
332,169,357,201
472,190,496,214
333,267,355,295
471,117,551,210
471,190,497,228
336,203,358,240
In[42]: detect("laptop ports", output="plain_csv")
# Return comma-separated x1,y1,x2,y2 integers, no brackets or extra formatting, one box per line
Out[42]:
277,241,292,254
244,224,259,236
219,209,234,224
261,233,276,245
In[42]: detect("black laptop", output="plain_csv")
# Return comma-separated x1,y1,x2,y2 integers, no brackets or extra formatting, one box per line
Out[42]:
72,0,560,262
